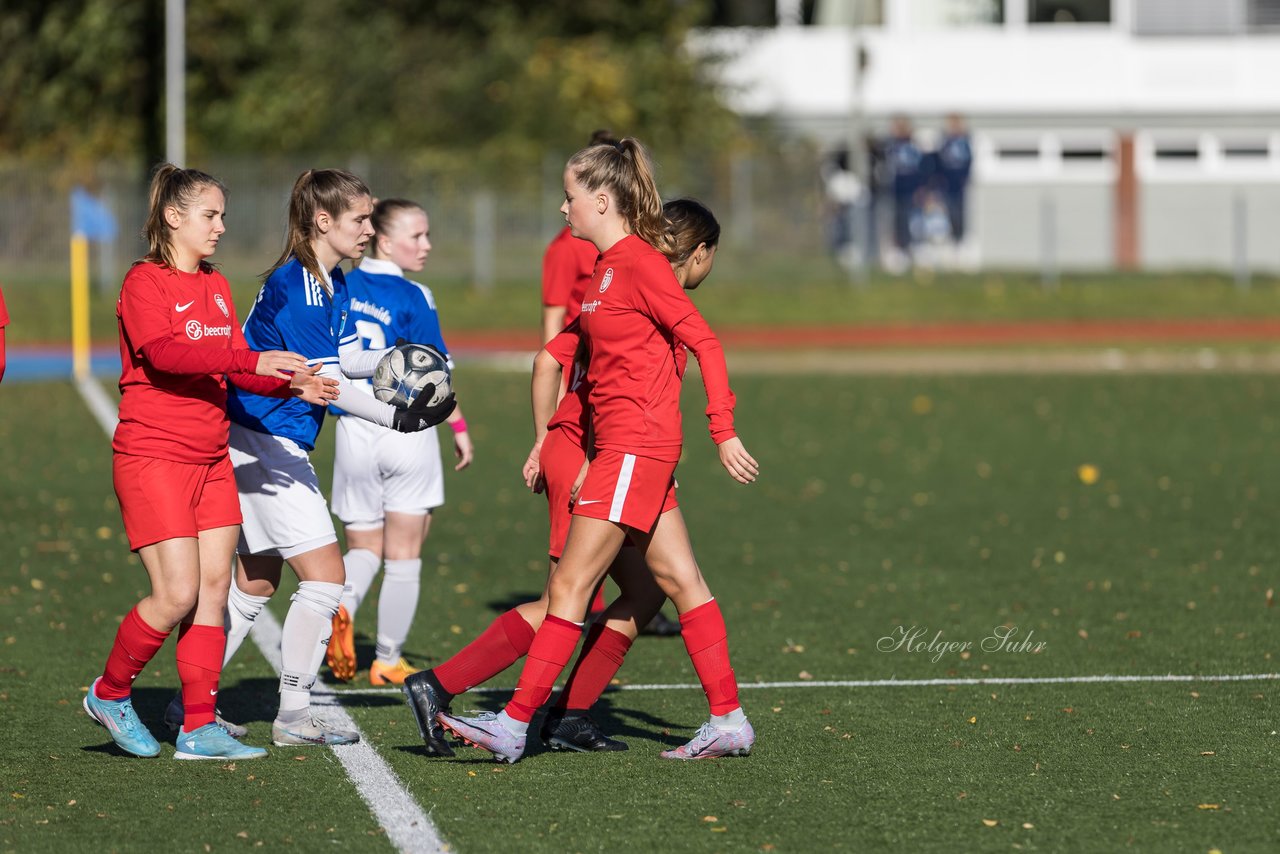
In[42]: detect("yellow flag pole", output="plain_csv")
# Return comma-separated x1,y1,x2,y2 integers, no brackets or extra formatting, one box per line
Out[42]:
70,233,91,381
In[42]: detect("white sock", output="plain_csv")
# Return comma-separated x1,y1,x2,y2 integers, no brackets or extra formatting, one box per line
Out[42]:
375,558,421,664
340,548,380,619
497,710,528,736
711,707,747,731
277,581,343,715
223,579,271,667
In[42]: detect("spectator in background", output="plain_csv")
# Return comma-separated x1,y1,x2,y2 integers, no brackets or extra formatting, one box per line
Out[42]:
820,149,861,270
885,115,924,273
936,113,974,255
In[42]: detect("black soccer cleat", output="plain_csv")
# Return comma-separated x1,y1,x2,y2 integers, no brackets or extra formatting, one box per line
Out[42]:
640,611,683,637
541,713,629,753
402,670,456,757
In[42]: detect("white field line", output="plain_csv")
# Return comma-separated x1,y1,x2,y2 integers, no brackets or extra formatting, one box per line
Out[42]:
325,671,1280,699
75,377,447,854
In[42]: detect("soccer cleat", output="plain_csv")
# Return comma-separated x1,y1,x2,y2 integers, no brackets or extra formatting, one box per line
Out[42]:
174,723,268,761
438,711,526,764
83,677,161,758
327,605,356,682
369,657,419,686
540,713,628,753
659,719,755,760
271,715,361,747
402,671,455,757
640,611,683,637
162,693,249,739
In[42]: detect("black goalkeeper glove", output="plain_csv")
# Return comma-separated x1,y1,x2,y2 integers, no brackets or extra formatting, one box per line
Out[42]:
391,384,458,433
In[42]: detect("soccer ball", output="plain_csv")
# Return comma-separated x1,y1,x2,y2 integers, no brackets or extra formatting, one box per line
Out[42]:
373,343,451,409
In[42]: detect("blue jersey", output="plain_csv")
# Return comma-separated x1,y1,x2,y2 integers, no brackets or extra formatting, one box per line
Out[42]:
937,133,973,194
227,258,353,451
331,259,451,416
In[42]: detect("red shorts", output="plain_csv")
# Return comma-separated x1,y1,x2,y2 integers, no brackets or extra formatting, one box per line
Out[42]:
113,453,242,551
539,428,587,560
571,449,677,535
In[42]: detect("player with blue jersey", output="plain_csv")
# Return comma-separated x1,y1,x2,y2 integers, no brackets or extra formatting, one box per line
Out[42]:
204,170,453,748
327,198,473,687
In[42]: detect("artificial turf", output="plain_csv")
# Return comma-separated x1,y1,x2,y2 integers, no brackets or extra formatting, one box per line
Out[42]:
1,368,1276,852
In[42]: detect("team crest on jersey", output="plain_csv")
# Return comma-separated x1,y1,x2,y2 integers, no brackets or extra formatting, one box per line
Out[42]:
214,293,229,317
599,268,614,293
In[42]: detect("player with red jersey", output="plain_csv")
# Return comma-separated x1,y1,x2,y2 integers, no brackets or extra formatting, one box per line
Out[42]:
440,142,757,763
403,201,720,756
84,165,337,760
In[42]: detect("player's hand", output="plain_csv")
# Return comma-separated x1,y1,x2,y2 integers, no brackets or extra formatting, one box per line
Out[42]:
716,436,758,484
255,350,312,379
569,459,589,503
523,442,544,493
392,386,457,433
452,427,474,471
289,363,339,404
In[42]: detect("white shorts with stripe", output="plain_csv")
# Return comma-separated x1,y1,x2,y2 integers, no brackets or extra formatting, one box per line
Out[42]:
228,422,338,559
330,415,444,530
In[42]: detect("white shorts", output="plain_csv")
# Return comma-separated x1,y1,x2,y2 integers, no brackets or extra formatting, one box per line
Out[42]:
330,416,444,530
228,422,338,559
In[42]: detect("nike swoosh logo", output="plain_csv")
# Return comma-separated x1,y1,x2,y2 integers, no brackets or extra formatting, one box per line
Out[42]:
576,499,603,505
175,301,195,312
209,690,218,696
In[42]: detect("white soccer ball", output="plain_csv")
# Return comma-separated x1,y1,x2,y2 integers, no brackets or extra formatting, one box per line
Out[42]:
373,343,451,410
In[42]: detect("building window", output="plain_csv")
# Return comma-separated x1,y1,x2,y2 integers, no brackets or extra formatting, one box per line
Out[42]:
1030,0,1111,24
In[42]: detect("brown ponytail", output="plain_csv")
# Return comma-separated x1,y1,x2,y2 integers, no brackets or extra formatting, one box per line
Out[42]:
139,163,227,272
663,198,720,265
265,169,372,284
567,137,674,256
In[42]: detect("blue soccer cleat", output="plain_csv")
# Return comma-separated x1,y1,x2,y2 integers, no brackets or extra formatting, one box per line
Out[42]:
174,723,268,760
83,677,161,758
438,711,526,764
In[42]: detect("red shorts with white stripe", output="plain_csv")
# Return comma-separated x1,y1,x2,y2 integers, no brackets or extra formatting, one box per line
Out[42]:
113,453,242,551
571,449,677,535
540,427,587,560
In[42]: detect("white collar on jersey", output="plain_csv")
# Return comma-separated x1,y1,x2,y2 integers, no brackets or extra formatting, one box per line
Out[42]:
357,257,404,279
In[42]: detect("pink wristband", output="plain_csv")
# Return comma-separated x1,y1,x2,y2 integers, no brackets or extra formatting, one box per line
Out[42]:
449,417,468,435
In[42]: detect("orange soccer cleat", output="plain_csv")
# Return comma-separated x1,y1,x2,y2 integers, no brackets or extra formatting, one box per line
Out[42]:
369,657,420,686
326,605,356,682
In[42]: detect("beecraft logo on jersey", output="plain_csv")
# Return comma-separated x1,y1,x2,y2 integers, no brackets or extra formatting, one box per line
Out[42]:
599,268,614,293
185,320,232,341
581,299,601,314
214,294,229,317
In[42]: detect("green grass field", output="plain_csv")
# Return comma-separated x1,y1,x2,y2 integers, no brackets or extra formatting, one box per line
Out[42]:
6,267,1280,345
1,368,1277,852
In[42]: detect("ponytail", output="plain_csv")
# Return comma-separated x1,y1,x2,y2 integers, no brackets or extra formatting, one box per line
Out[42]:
265,168,372,284
138,163,227,272
662,198,720,264
567,137,674,256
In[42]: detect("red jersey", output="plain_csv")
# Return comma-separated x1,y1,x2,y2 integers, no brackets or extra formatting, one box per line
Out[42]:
577,235,734,462
544,321,590,446
114,262,268,463
541,227,599,329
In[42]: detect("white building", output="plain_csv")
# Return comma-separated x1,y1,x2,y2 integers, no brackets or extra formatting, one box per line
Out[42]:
696,0,1280,271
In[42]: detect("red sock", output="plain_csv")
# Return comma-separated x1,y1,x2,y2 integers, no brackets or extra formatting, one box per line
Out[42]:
589,581,607,615
176,623,226,730
554,624,632,712
98,607,170,700
435,609,536,697
505,615,582,723
679,599,740,716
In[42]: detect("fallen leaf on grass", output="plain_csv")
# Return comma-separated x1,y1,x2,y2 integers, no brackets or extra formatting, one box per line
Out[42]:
1022,823,1034,829
703,816,718,822
798,671,813,680
968,717,977,724
1198,804,1220,810
710,827,727,833
982,819,998,827
1200,751,1215,756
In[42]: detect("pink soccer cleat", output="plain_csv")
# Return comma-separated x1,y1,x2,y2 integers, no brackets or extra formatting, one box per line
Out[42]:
660,719,755,760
